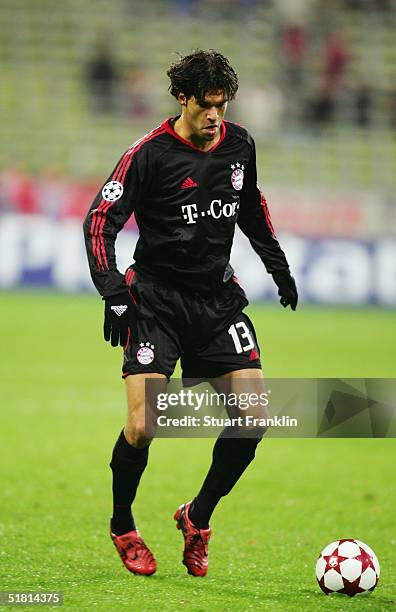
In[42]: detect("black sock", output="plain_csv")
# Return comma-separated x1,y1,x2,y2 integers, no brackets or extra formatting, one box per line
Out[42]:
189,427,262,529
110,430,149,536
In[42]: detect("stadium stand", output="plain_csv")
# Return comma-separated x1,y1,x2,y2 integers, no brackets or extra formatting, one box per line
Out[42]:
1,0,396,191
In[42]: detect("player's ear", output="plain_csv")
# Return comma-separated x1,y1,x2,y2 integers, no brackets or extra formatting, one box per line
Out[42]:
177,93,187,106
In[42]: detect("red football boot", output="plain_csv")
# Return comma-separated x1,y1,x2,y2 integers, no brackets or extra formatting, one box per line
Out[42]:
110,526,156,575
173,501,211,577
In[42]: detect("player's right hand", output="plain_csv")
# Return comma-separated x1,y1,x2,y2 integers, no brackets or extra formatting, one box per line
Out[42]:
103,292,134,347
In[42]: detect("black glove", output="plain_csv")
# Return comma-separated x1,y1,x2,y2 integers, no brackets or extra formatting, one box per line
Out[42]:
103,292,134,347
272,270,298,311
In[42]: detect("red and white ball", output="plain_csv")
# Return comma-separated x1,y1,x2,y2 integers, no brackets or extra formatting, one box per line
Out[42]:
316,539,380,596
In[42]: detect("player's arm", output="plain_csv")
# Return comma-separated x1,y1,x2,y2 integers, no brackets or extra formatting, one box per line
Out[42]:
237,138,298,310
83,147,145,345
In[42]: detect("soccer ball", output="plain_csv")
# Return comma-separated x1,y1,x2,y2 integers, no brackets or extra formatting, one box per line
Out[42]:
315,539,380,596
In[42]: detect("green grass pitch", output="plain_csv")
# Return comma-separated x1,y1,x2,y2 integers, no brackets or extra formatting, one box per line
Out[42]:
1,292,395,611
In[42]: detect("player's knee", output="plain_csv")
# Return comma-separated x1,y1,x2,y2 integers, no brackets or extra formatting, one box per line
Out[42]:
124,421,153,448
239,423,267,442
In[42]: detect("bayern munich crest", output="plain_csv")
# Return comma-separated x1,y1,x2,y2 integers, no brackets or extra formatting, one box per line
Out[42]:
230,163,245,191
137,342,155,365
102,180,124,202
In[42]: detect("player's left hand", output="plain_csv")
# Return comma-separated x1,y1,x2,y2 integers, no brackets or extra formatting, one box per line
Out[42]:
272,270,298,311
103,291,134,347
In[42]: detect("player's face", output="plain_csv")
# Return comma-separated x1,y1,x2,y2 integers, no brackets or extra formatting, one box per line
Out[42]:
179,91,228,143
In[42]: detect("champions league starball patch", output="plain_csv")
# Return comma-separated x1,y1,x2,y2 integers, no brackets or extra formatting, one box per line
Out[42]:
230,163,245,191
136,342,155,365
102,180,124,202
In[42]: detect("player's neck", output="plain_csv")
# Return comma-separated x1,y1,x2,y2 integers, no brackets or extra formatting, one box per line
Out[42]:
174,116,221,152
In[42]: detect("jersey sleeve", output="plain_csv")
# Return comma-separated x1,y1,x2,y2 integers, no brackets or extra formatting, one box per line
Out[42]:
83,146,147,297
237,137,290,273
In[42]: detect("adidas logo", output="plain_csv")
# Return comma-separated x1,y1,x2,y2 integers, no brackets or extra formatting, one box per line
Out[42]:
111,305,128,317
181,177,198,189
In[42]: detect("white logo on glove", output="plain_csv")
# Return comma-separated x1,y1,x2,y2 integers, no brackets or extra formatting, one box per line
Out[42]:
111,305,128,317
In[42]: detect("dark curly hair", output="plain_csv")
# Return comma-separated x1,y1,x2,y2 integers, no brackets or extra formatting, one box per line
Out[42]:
167,49,239,104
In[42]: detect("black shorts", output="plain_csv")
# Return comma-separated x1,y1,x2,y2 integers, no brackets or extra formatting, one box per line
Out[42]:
122,267,262,380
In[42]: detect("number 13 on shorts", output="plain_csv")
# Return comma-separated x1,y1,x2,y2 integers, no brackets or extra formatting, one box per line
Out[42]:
228,321,255,354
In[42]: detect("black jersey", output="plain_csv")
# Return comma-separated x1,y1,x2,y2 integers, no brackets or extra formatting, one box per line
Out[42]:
83,117,290,297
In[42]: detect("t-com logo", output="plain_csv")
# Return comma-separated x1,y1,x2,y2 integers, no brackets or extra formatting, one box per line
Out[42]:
181,200,239,225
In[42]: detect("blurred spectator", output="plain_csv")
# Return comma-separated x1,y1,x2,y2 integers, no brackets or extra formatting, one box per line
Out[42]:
307,32,350,128
38,169,67,218
281,24,308,90
308,80,336,126
124,66,152,120
354,82,373,127
279,23,308,124
322,33,349,96
86,42,119,113
0,169,38,214
236,83,285,135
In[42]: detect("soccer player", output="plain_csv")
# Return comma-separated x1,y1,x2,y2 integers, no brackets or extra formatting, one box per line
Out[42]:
83,49,297,577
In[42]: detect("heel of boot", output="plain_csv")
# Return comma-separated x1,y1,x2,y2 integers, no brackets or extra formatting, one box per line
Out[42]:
173,507,182,528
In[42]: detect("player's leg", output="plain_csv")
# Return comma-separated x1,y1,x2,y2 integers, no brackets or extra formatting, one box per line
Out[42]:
174,368,266,577
112,270,180,538
109,372,167,576
174,307,265,576
188,368,267,530
185,307,266,528
110,373,167,537
109,279,180,574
